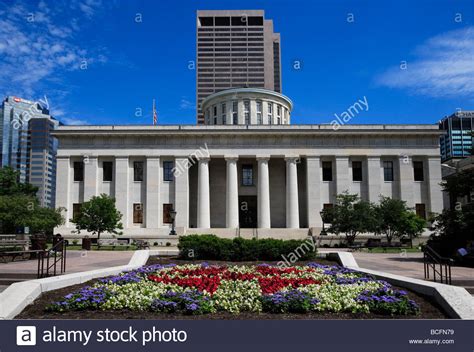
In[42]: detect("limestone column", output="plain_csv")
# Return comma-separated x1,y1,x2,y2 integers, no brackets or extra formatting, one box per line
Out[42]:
83,155,98,201
145,156,160,228
335,156,350,195
257,156,271,228
367,156,381,203
56,156,71,226
225,157,239,228
175,157,190,228
197,157,211,228
306,156,322,228
426,156,443,214
115,156,130,228
398,156,414,207
285,156,300,228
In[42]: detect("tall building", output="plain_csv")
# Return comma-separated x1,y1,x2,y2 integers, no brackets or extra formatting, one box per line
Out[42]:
0,96,59,207
196,10,281,124
439,111,473,162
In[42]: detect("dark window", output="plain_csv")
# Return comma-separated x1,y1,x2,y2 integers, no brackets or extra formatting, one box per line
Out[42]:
383,161,394,181
199,17,213,26
413,161,424,181
73,162,84,181
134,161,144,181
231,16,246,26
72,203,82,220
415,204,426,219
103,161,113,181
322,161,333,181
215,16,230,26
242,164,253,186
133,203,143,224
163,161,174,181
248,16,264,26
352,161,363,181
163,203,173,224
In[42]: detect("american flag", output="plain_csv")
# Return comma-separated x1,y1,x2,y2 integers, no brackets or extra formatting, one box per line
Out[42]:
152,99,157,125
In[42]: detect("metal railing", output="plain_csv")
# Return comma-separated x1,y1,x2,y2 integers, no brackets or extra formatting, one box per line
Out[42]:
423,244,453,285
37,240,67,278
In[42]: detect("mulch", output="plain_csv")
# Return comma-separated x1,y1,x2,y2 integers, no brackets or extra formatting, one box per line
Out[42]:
16,256,449,320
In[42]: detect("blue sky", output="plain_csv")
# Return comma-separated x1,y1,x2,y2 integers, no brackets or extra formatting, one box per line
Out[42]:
0,0,473,125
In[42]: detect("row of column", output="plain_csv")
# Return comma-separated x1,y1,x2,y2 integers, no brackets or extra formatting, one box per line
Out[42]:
196,156,300,229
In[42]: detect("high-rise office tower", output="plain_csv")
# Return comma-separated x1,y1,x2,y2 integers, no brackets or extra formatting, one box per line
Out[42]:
0,96,59,207
439,111,474,162
196,10,282,124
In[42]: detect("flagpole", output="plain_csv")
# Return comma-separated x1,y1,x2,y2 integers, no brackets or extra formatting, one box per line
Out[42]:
152,99,157,125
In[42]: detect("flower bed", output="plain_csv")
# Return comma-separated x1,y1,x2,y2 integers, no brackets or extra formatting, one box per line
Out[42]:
45,263,420,316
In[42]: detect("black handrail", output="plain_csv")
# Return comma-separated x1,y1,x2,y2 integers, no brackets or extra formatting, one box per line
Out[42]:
422,244,453,285
37,240,67,278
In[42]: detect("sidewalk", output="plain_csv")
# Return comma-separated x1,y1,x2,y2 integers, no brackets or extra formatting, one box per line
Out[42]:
350,252,474,294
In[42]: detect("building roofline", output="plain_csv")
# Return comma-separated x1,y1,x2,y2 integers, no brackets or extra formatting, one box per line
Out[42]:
53,124,442,137
201,88,293,109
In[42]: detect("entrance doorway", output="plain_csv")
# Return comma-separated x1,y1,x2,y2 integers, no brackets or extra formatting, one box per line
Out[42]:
239,196,257,228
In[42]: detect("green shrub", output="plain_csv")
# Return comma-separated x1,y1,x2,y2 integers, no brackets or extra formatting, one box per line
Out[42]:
178,234,317,261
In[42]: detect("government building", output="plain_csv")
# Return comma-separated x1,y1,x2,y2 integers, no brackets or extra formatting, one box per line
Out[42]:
54,88,444,240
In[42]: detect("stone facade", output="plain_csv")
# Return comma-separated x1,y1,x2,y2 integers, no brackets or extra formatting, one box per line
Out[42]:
54,123,443,240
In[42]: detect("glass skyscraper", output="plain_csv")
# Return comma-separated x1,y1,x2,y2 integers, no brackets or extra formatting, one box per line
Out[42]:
0,96,59,207
439,111,473,162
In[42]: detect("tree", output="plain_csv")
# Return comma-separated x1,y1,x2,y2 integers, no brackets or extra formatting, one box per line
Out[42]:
0,167,64,234
374,196,426,244
323,192,377,245
0,166,38,197
71,194,123,246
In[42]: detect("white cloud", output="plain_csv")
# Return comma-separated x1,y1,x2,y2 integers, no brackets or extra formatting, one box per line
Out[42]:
375,26,474,98
179,97,194,110
61,116,89,125
0,0,107,100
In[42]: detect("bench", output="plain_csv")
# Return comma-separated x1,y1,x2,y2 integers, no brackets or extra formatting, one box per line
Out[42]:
0,239,29,252
134,239,150,250
97,239,131,250
0,249,43,263
348,242,364,251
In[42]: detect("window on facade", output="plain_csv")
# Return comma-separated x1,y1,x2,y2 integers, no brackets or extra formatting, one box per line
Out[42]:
163,161,174,181
276,105,281,125
244,100,250,125
232,101,238,124
73,161,84,181
322,161,333,181
413,161,424,181
103,161,113,181
383,161,394,181
221,103,226,125
268,102,273,124
415,203,426,219
256,100,262,125
133,203,143,224
242,164,253,186
352,161,362,181
72,203,82,220
213,105,217,124
163,203,174,224
134,161,144,181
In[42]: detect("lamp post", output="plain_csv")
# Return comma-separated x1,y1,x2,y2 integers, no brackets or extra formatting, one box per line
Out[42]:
169,209,177,236
319,210,327,236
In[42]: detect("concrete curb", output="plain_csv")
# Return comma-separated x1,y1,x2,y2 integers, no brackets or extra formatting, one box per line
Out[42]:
0,249,179,320
331,251,474,320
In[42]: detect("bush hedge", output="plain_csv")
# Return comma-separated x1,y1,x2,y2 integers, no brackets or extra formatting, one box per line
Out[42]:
178,234,317,261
